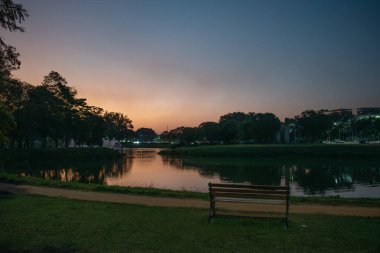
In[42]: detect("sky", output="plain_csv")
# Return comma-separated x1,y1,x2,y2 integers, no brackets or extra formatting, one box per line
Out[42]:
4,0,380,133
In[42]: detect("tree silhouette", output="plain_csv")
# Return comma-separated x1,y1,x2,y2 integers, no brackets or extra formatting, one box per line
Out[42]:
136,128,157,143
295,110,332,142
104,112,133,141
0,0,28,78
0,43,20,78
198,122,220,143
0,0,28,33
0,102,16,145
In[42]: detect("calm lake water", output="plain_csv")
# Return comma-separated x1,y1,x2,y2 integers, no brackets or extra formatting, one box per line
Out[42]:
17,148,380,198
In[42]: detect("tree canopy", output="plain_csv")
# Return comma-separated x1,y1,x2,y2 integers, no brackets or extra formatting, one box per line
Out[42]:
0,0,28,78
0,0,28,33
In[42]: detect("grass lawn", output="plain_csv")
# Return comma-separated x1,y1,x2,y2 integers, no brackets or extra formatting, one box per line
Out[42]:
1,193,380,253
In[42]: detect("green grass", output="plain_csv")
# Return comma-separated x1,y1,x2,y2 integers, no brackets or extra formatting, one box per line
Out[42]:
0,193,380,253
159,144,380,158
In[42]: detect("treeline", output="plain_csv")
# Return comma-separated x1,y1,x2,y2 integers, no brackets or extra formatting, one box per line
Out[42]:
160,112,281,144
0,72,134,148
293,110,380,143
158,109,380,145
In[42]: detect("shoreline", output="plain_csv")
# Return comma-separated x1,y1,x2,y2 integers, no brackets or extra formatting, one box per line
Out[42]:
2,182,380,217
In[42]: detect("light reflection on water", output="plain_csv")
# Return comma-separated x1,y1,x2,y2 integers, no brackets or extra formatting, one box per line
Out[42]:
17,148,380,198
106,148,224,192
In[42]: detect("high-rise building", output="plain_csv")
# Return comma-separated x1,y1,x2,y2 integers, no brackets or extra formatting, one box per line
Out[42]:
325,109,353,117
357,107,380,116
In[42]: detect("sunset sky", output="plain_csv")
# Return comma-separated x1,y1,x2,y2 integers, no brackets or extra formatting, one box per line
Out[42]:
5,0,380,133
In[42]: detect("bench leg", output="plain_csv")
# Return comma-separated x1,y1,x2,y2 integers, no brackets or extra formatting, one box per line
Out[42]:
208,200,213,223
208,200,216,223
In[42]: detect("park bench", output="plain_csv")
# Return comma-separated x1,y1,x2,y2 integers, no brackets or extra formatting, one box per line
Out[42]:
208,182,290,228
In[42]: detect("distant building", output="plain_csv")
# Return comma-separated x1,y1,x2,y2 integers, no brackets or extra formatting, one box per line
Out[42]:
325,108,353,117
357,107,380,116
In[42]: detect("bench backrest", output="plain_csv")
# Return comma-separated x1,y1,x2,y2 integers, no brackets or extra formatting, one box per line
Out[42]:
209,183,290,202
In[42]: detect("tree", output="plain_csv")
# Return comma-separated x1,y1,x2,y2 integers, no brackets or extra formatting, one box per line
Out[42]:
0,102,16,145
73,106,106,146
248,113,281,143
136,128,157,143
353,117,380,140
104,112,133,141
159,130,171,143
198,122,220,143
219,112,248,143
19,86,65,147
0,43,20,78
0,0,28,146
180,127,198,144
0,0,28,78
0,78,29,112
42,71,77,104
42,71,80,146
0,0,28,33
295,110,332,142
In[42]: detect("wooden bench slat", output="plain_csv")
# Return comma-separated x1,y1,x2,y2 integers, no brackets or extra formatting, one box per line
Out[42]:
214,197,286,204
212,188,289,195
213,192,287,200
210,183,289,191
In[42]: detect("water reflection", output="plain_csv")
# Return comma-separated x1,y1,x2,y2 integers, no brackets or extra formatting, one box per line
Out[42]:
10,148,380,198
175,157,380,197
163,156,283,186
15,157,131,185
291,166,380,196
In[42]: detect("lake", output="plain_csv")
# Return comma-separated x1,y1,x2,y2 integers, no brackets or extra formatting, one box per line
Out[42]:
17,148,380,198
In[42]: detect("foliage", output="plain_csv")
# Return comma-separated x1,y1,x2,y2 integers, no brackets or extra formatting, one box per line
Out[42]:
160,126,198,145
219,112,247,142
247,113,281,143
353,117,380,140
160,112,281,145
135,127,157,142
0,0,28,32
295,110,333,142
104,111,133,141
0,42,20,78
0,70,134,148
0,102,15,144
198,121,220,143
0,0,28,78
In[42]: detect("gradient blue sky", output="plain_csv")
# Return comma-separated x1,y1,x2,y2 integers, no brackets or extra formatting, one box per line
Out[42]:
5,0,380,132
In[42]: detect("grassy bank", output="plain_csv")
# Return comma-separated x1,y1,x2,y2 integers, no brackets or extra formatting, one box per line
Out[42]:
159,144,380,158
1,193,380,253
1,172,380,206
123,143,173,148
0,172,207,200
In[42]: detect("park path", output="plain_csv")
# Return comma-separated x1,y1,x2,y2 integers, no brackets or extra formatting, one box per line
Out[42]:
1,182,380,217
